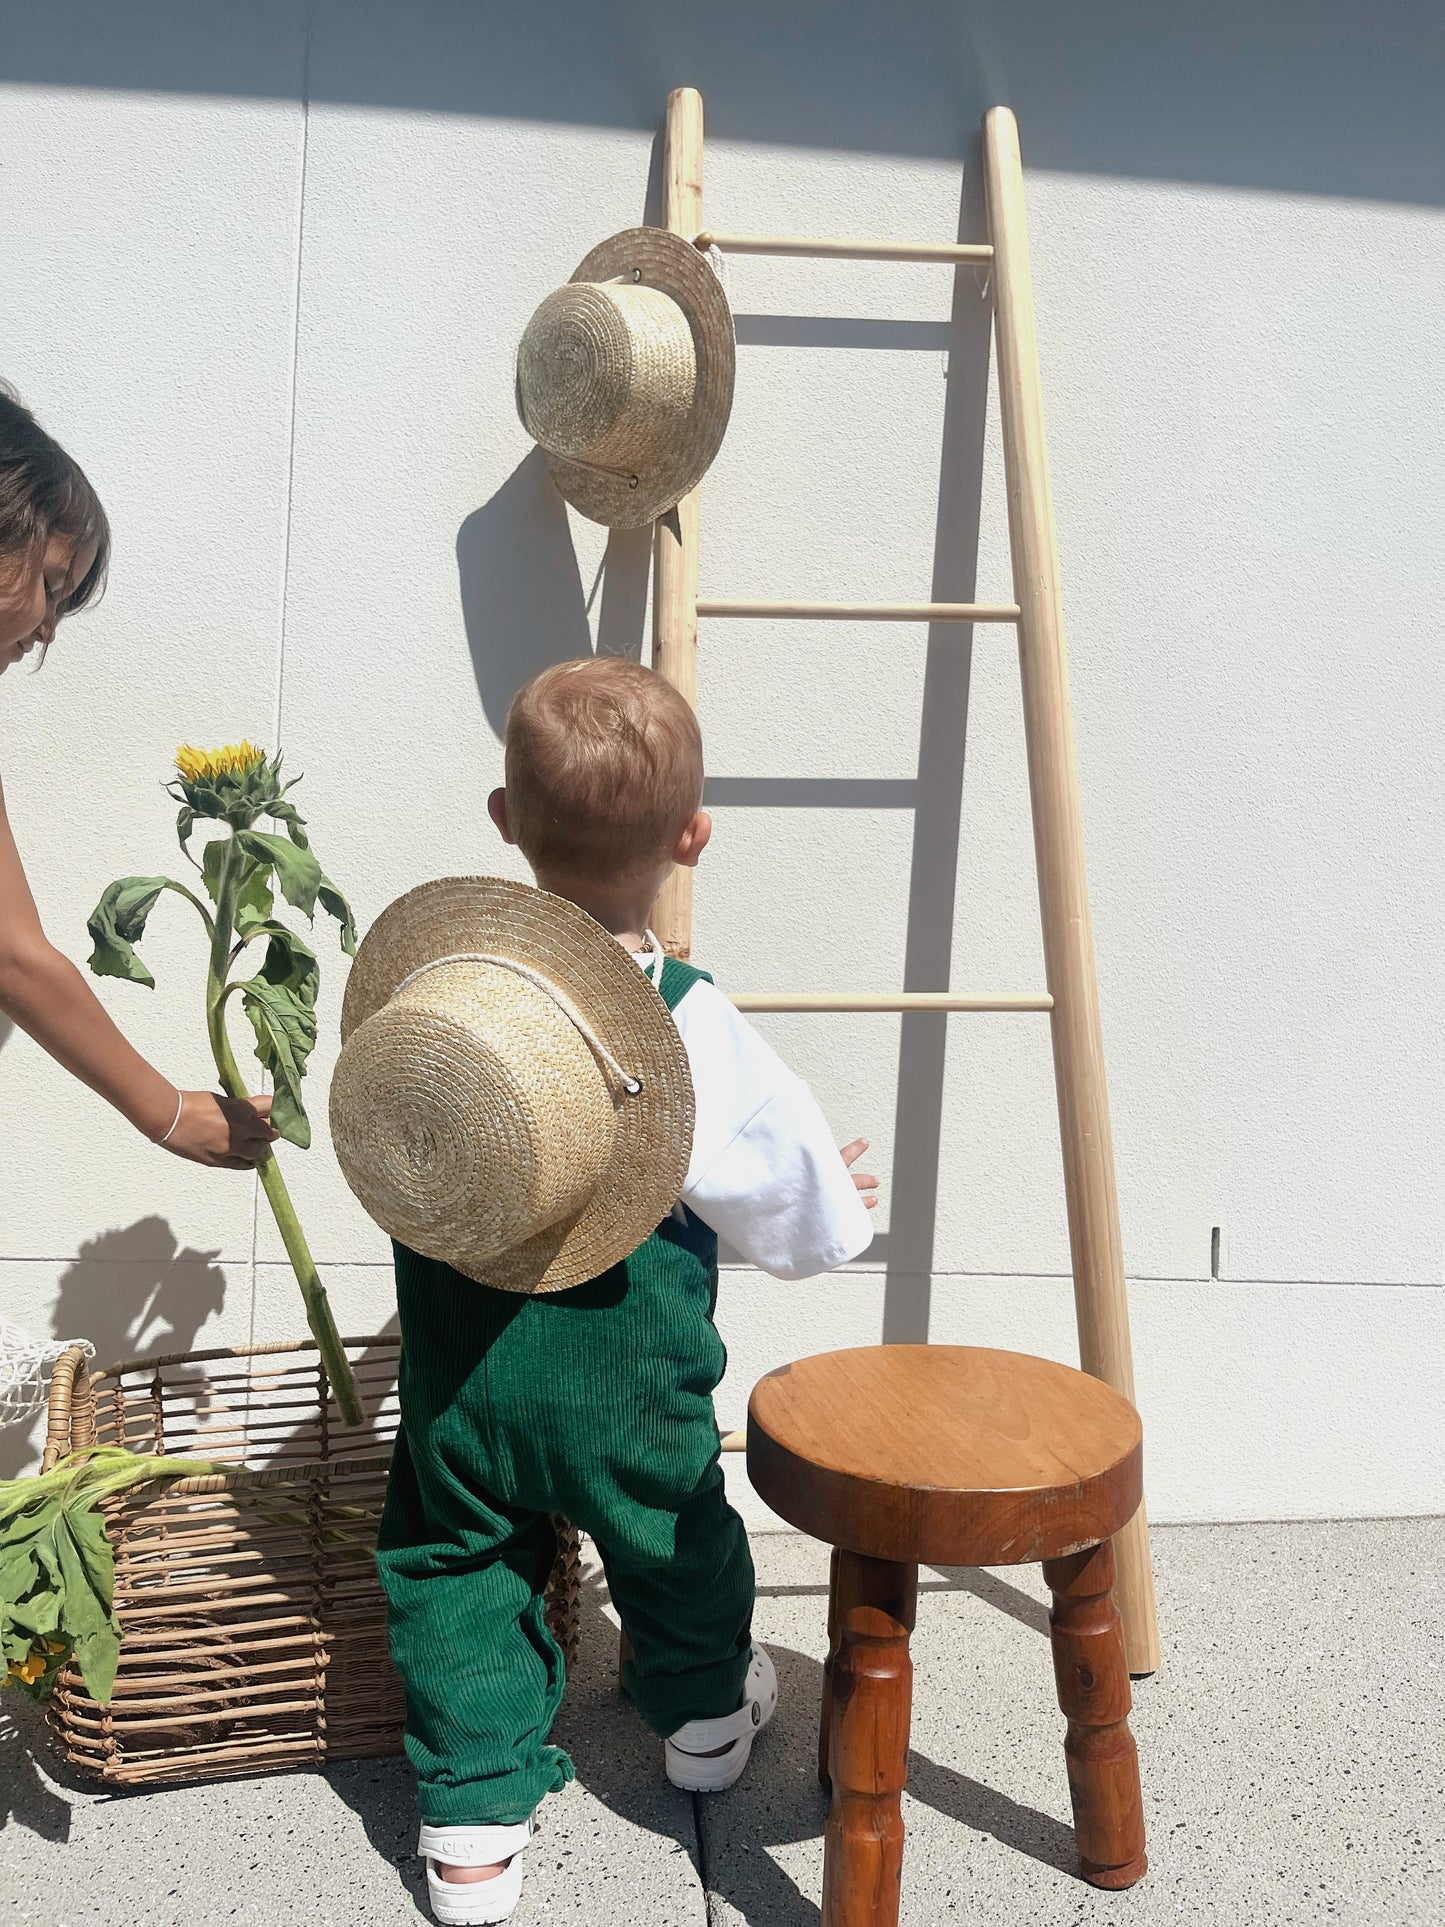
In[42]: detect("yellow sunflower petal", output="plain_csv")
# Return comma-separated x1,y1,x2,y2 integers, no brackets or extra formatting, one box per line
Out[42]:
175,740,267,782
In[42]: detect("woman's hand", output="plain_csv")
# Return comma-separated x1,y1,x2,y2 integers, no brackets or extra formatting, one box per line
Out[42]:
840,1137,880,1209
1,779,280,1171
159,1091,279,1169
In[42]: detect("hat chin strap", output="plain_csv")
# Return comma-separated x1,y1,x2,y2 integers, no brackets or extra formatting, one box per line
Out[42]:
392,952,644,1097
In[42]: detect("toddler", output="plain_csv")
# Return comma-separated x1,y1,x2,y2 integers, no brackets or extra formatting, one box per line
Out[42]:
377,656,876,1924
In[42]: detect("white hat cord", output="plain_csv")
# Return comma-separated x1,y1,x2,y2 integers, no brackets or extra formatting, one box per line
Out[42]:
394,952,644,1096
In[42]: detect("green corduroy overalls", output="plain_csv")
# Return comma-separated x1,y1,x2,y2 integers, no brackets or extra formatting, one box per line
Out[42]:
375,955,756,1825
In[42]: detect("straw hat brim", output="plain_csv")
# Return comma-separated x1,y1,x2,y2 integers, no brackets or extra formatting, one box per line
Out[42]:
540,227,735,530
335,877,694,1294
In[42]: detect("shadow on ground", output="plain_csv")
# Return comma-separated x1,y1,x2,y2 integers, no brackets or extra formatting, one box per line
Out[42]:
322,1556,1075,1927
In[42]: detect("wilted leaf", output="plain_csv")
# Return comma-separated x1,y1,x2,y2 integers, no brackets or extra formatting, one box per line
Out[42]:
238,829,322,919
86,877,208,987
61,1501,116,1617
72,1624,121,1705
240,922,320,1148
267,797,310,848
200,834,274,935
234,866,276,936
5,1585,61,1638
0,1539,38,1606
318,877,358,955
52,1515,110,1641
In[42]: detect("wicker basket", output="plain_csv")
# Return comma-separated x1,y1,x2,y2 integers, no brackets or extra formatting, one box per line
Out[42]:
43,1336,582,1787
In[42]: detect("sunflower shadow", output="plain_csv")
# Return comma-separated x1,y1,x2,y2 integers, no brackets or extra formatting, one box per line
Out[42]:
0,1216,228,1480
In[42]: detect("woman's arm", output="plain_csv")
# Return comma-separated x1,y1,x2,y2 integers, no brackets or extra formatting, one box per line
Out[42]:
0,776,276,1167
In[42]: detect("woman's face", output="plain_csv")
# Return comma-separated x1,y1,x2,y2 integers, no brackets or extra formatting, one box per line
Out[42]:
0,532,97,675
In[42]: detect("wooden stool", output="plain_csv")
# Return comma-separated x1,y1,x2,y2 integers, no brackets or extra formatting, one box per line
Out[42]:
747,1345,1148,1926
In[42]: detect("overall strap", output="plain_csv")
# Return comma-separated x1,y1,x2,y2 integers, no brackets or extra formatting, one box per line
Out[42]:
657,953,713,1012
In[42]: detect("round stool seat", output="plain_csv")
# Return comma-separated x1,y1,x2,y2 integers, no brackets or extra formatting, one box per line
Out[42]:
747,1344,1142,1567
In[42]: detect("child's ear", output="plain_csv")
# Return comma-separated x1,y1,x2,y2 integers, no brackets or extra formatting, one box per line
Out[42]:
487,787,516,844
673,810,712,870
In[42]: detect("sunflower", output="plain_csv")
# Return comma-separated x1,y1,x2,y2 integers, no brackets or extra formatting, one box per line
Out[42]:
169,741,291,830
175,740,266,783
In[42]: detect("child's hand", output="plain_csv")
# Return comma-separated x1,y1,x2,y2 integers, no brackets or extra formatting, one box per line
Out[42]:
840,1138,880,1209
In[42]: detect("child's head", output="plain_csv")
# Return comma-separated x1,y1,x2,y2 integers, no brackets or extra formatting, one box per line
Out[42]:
0,386,110,676
492,656,708,903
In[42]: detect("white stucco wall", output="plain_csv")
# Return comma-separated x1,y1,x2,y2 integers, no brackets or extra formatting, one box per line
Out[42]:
1,2,1441,1523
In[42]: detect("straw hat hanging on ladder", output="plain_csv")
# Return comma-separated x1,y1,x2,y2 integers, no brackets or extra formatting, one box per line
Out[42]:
515,227,735,529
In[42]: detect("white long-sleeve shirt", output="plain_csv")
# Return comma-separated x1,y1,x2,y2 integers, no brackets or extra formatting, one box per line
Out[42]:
635,942,874,1281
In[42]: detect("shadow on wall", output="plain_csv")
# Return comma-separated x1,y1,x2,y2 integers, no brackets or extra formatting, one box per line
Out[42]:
457,134,665,730
881,139,994,1343
459,143,994,1349
458,450,592,736
2,1,1439,207
0,1015,13,1051
457,454,658,735
48,1215,228,1372
0,1216,229,1479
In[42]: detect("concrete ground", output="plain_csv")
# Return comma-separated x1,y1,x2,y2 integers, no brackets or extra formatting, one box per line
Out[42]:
2,1519,1440,1926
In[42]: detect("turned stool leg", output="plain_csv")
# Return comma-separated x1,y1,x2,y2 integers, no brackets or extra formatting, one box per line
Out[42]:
1042,1540,1148,1889
821,1551,918,1927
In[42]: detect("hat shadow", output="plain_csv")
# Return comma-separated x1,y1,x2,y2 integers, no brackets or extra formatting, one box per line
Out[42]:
456,449,593,738
457,450,656,739
457,147,669,731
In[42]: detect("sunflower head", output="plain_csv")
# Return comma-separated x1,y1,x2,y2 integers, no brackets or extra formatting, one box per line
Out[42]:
175,740,265,784
169,741,287,828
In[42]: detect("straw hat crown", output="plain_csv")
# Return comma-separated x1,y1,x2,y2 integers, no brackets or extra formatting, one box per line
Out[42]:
516,227,735,530
330,878,694,1294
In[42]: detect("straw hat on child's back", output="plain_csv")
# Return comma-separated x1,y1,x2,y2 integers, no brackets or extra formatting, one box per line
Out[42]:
330,877,693,1294
515,226,735,530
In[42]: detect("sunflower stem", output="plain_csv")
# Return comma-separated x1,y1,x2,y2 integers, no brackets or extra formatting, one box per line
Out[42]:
205,835,363,1428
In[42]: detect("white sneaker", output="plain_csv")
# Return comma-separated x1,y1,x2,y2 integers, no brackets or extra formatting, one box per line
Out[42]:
664,1646,778,1792
419,1816,535,1925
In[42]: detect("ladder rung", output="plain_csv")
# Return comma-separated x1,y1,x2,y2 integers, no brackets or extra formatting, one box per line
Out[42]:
697,599,1020,623
695,230,994,266
720,1431,746,1452
729,992,1052,1012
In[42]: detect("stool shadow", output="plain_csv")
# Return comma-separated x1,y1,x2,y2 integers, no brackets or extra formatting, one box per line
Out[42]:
926,1565,1053,1638
563,1567,1078,1927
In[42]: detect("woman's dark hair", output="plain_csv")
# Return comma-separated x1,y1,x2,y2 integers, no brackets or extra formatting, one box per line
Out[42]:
0,384,110,617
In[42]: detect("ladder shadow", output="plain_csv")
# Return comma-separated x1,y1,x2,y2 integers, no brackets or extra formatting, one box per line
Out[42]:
883,137,994,1343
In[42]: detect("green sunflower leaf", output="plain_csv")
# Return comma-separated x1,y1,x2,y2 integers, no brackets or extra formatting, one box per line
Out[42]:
237,830,323,920
318,877,358,956
239,922,320,1149
86,878,212,987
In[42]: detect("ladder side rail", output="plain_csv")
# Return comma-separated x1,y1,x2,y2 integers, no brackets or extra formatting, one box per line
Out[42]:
651,86,706,959
983,105,1160,1673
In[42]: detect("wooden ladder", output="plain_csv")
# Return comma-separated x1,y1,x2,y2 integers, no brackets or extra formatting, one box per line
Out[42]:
650,89,1160,1675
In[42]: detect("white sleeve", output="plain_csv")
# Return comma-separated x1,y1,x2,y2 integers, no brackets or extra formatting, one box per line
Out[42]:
670,977,875,1281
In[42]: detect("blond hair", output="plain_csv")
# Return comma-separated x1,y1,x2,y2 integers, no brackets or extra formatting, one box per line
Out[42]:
504,657,703,882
